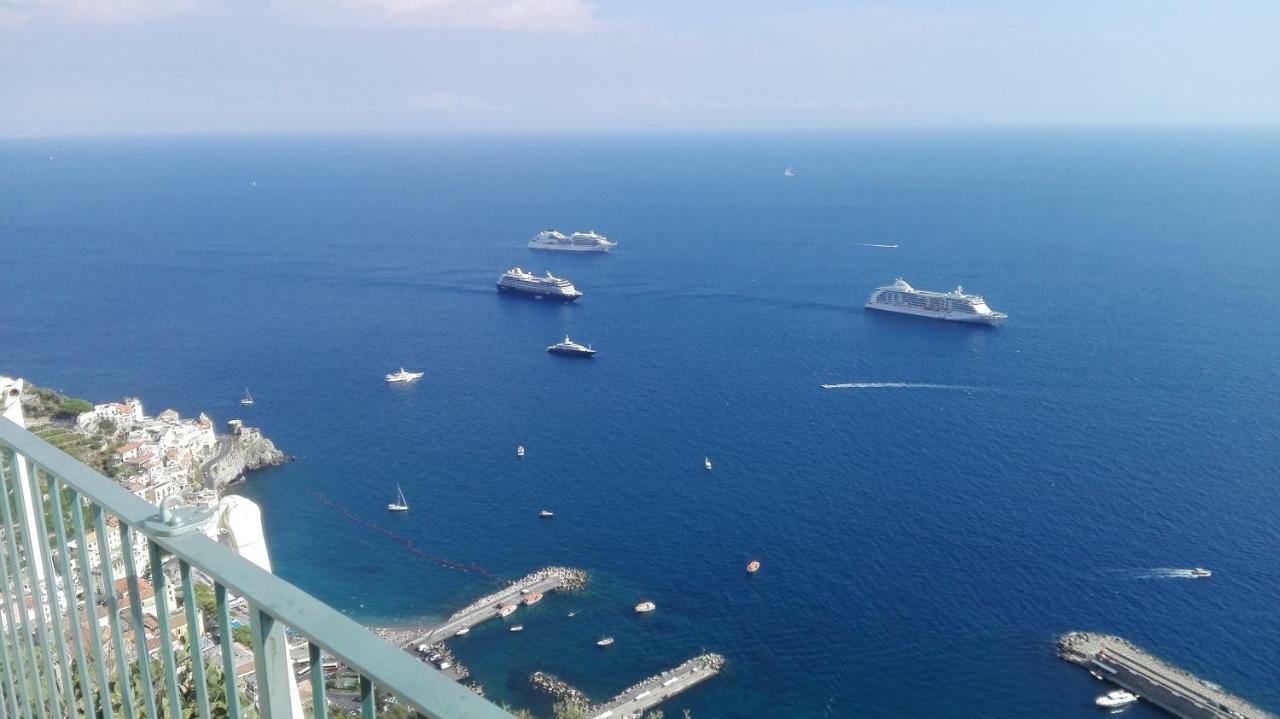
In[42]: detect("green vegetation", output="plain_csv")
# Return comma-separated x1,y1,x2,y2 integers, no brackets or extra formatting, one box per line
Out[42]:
232,625,252,648
194,582,216,618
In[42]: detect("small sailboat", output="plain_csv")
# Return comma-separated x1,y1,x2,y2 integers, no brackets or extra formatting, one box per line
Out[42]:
517,445,525,457
704,457,713,471
783,166,796,177
387,484,409,512
747,560,761,574
597,636,614,647
240,387,254,406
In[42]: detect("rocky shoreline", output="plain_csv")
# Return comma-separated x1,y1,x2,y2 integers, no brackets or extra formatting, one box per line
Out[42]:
204,419,288,489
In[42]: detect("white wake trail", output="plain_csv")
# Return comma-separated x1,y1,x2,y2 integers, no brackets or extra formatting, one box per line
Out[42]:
855,243,899,248
820,382,978,391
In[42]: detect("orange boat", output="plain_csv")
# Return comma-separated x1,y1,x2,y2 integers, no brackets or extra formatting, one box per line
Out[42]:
747,560,761,574
523,592,544,606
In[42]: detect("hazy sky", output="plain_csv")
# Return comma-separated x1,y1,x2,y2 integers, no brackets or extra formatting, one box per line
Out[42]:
2,0,1278,135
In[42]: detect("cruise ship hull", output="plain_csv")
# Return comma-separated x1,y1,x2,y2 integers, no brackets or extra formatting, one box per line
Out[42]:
497,284,581,302
528,243,613,253
864,304,1006,326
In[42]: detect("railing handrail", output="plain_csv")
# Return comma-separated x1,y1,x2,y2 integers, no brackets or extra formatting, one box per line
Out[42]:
0,416,512,719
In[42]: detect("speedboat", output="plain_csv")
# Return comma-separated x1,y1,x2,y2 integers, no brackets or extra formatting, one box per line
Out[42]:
1095,690,1138,708
454,626,470,637
597,637,614,647
538,510,554,518
547,336,597,357
634,601,656,614
1190,567,1212,578
517,445,525,457
747,560,761,574
385,368,424,383
704,457,713,471
509,625,524,633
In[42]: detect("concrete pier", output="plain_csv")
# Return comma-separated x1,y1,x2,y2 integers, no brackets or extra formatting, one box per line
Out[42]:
1058,632,1276,719
406,567,587,647
531,653,725,719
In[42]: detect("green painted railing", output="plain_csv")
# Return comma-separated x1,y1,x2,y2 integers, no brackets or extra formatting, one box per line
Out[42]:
0,417,512,719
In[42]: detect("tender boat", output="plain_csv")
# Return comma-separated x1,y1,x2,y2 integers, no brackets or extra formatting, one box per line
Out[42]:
523,592,543,606
240,387,254,406
547,336,597,357
634,601,656,614
704,457,713,471
517,445,525,457
538,510,554,518
385,368,425,383
747,560,761,574
1190,567,1212,578
454,626,470,637
497,604,517,618
509,625,524,633
387,484,409,512
597,637,614,647
1095,690,1139,708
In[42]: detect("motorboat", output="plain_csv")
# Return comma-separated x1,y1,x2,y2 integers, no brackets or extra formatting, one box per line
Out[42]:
634,601,656,614
509,625,524,633
704,457,713,471
597,637,614,647
385,368,425,383
497,604,517,618
1190,567,1212,578
1095,690,1139,708
747,560,761,574
454,626,470,637
517,445,525,457
539,510,554,518
523,592,543,606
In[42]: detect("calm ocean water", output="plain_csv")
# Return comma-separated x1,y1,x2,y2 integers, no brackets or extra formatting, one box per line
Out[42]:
2,130,1279,717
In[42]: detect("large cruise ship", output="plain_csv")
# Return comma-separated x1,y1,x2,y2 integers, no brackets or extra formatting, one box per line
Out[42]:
865,278,1007,325
497,268,583,301
528,230,617,252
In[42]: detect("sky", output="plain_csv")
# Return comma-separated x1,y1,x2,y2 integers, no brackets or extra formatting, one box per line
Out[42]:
1,0,1278,135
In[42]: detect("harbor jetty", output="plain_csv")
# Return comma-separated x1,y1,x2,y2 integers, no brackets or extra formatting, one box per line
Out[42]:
403,566,587,647
1058,632,1276,719
531,653,725,719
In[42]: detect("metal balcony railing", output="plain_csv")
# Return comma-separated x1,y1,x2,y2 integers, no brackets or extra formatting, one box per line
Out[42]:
0,416,513,719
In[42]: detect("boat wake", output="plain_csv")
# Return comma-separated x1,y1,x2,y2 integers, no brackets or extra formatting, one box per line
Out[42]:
855,243,899,248
1133,568,1208,580
821,382,978,391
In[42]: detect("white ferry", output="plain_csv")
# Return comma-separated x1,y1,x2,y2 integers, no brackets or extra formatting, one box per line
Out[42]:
497,268,583,302
865,278,1007,325
528,229,617,252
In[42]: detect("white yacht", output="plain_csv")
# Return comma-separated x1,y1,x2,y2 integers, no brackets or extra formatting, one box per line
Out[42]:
497,268,583,301
865,278,1007,325
387,485,409,512
528,229,617,253
547,336,597,356
1095,690,1139,708
385,368,425,383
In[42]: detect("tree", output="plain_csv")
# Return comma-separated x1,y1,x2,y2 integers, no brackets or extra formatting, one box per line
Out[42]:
552,701,589,719
194,582,217,618
232,625,253,647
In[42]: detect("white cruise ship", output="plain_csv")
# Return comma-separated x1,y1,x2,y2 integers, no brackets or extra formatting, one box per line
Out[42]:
497,268,583,301
865,278,1007,325
528,230,617,252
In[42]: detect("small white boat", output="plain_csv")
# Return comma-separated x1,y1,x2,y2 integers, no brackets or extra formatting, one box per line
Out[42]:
497,604,517,618
1189,567,1212,578
387,484,409,512
454,626,470,637
240,387,254,406
704,457,713,471
634,601,656,614
538,510,554,518
517,445,525,457
597,637,614,647
386,368,424,383
567,611,577,618
783,166,796,177
1095,690,1139,708
509,625,524,633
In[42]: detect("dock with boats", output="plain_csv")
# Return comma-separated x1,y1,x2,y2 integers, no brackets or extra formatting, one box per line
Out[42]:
405,566,587,647
531,653,725,719
1058,632,1276,719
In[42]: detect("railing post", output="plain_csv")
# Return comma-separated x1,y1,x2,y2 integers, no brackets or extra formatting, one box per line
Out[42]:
0,448,55,719
247,605,295,719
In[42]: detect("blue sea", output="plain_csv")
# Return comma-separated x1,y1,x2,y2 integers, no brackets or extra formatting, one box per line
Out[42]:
2,129,1279,718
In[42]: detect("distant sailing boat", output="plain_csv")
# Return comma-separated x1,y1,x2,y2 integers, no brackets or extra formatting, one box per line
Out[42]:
387,484,409,512
239,387,254,406
783,166,796,177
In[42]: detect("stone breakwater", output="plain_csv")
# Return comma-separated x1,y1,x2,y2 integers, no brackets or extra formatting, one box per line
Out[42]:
529,672,590,707
603,653,725,709
448,567,587,621
206,423,287,488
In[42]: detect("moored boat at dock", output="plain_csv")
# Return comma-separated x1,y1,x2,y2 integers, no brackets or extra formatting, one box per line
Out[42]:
523,592,543,606
497,604,517,618
1095,690,1139,708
